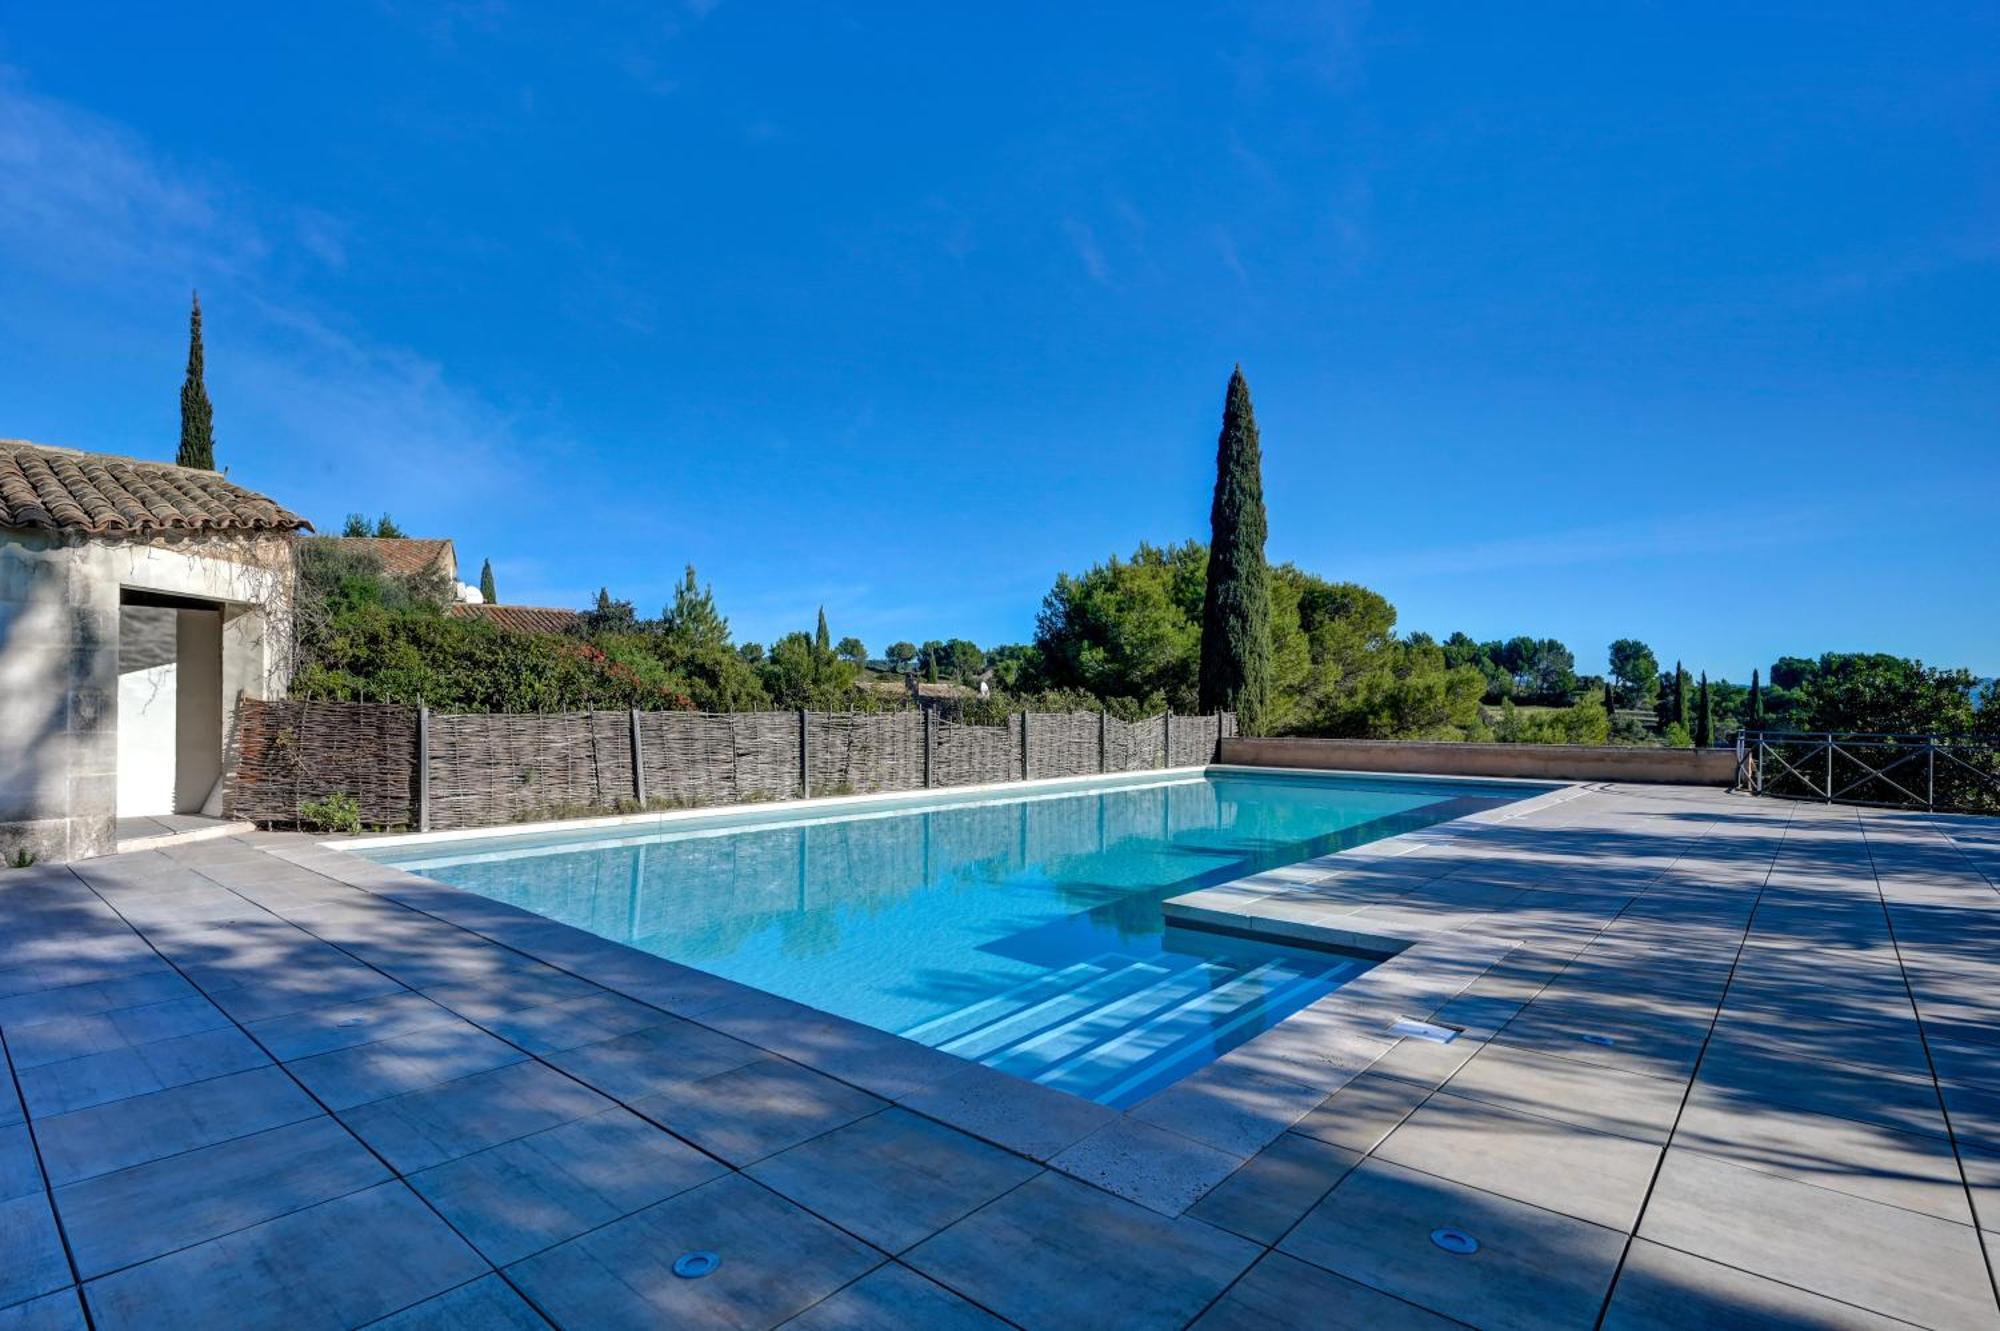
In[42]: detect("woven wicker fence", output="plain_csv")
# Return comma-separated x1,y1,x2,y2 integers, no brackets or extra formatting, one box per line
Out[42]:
226,699,417,828
226,698,1233,832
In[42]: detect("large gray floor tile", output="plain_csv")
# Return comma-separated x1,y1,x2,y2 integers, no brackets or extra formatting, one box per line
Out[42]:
34,1065,320,1187
1692,1036,1950,1139
366,1274,547,1329
632,1055,884,1167
1603,1238,1909,1330
339,1058,612,1174
18,1025,269,1117
1277,1158,1627,1331
3,996,231,1070
1184,1131,1361,1246
1190,1251,1464,1330
410,1107,724,1265
507,1173,880,1330
1375,1090,1661,1231
749,1107,1038,1254
0,1191,73,1309
243,990,461,1061
1441,1043,1685,1144
478,990,669,1055
0,1288,87,1331
781,1263,1009,1331
1290,1069,1433,1153
0,1123,41,1202
1673,1095,1971,1222
906,1170,1259,1331
54,1114,389,1277
896,1061,1117,1162
285,1022,524,1111
82,1180,486,1331
1639,1148,1998,1330
541,1018,765,1100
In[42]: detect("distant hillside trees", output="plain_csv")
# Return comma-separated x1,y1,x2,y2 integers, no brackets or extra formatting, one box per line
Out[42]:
1608,639,1660,708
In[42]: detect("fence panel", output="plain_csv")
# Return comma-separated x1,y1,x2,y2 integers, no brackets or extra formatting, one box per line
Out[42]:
1028,712,1101,779
226,699,417,828
935,714,1022,786
428,710,634,829
1104,714,1165,772
1741,732,2000,814
809,711,924,796
639,711,798,807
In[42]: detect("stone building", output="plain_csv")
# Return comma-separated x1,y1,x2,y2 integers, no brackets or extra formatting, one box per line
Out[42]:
0,440,308,861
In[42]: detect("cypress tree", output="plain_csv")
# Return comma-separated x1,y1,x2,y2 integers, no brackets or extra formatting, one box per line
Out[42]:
1672,660,1688,728
1197,365,1272,733
1695,672,1714,748
1748,668,1765,729
177,291,215,470
814,607,831,656
1603,679,1616,718
479,559,498,605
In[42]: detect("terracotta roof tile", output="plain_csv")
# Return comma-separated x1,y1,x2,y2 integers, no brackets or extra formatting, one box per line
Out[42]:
0,439,310,538
447,603,584,635
319,536,456,579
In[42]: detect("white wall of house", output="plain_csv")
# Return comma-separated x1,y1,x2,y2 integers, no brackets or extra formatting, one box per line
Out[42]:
0,529,294,861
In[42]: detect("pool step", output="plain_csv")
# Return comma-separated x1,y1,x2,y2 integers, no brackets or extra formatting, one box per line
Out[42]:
898,956,1123,1046
934,958,1178,1061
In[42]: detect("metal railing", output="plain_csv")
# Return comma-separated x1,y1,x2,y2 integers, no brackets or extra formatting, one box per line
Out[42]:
1736,731,2000,813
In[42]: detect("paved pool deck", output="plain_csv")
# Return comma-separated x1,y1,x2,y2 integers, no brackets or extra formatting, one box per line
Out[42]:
2,781,1997,1329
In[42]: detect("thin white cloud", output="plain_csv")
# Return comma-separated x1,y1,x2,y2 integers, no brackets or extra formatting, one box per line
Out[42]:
1062,218,1110,286
1340,508,1820,582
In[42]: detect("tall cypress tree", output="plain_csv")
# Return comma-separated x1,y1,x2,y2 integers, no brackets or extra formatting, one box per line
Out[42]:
479,559,498,605
1672,660,1688,728
1197,366,1272,733
1695,672,1714,748
814,607,831,656
1603,679,1616,718
177,291,215,470
1748,668,1765,729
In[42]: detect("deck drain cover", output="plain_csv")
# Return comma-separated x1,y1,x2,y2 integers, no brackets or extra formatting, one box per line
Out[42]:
673,1251,721,1279
1430,1228,1479,1255
1580,1033,1618,1047
1389,1017,1463,1045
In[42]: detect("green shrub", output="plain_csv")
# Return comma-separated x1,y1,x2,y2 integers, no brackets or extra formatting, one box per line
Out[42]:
299,792,364,835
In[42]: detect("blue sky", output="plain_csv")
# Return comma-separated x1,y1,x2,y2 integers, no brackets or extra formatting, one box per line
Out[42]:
2,4,1993,680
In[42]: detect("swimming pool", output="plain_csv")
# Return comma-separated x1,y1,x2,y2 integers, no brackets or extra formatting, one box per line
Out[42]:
363,770,1547,1107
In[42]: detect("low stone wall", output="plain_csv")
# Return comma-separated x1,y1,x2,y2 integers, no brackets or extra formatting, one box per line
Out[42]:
1218,736,1739,785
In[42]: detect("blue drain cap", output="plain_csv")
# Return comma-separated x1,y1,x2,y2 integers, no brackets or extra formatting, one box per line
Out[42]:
1430,1227,1479,1255
673,1250,721,1279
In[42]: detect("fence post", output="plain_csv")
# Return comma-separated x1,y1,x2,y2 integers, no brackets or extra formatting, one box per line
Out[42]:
799,709,811,800
1755,733,1765,796
1162,710,1172,769
1098,711,1108,774
1927,737,1935,812
923,709,935,788
1825,733,1834,803
1020,712,1031,782
630,708,646,806
416,703,431,833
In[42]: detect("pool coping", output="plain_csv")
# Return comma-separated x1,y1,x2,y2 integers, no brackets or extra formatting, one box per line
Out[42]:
280,769,1594,1218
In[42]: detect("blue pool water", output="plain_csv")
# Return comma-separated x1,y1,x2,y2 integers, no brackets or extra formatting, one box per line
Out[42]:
366,771,1544,1107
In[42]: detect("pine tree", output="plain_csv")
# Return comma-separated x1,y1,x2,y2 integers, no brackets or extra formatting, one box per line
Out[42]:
663,565,731,652
1197,365,1272,733
479,559,498,605
177,291,215,470
1748,668,1765,730
1695,672,1714,748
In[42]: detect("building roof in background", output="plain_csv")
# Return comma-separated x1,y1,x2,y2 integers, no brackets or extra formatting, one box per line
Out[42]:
317,536,456,579
0,439,310,538
447,603,583,635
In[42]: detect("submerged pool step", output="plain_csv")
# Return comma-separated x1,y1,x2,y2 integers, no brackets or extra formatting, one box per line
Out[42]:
1038,957,1360,1104
898,956,1120,1046
934,958,1178,1061
981,961,1237,1077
